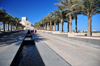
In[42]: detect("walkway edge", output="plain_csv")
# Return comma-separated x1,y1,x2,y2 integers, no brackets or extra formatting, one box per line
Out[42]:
34,39,71,66
0,33,27,66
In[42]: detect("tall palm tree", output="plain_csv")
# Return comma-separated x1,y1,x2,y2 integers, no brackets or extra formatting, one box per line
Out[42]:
44,15,52,31
52,10,61,31
58,0,74,33
55,3,69,32
41,18,47,30
5,14,13,31
15,17,20,30
10,17,15,31
0,8,6,32
44,16,51,31
72,0,100,36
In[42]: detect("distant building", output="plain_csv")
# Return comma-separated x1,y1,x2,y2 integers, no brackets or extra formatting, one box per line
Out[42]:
20,17,33,30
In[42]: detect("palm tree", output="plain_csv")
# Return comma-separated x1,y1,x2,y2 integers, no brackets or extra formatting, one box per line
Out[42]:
55,4,68,32
5,14,13,31
10,17,15,31
52,10,61,31
72,0,100,36
41,18,47,30
65,17,70,32
57,0,74,33
44,16,51,31
44,15,49,30
46,13,53,31
15,17,20,30
0,8,6,32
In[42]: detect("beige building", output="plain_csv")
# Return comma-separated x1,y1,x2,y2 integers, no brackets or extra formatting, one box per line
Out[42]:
20,17,34,30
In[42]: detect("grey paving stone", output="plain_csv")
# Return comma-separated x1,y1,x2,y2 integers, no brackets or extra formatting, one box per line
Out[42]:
39,31,100,47
33,34,71,66
0,32,27,66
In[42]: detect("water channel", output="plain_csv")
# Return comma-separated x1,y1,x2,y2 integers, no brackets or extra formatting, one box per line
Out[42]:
10,31,44,66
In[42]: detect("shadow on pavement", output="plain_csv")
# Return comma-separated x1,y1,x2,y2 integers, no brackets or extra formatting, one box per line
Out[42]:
0,31,26,47
32,33,47,42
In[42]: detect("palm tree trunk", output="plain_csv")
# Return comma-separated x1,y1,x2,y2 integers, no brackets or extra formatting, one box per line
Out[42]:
6,24,7,31
42,24,44,30
0,24,1,31
43,24,45,30
39,26,40,30
69,14,72,33
75,15,77,33
54,20,57,31
45,23,47,30
47,22,50,31
16,24,17,30
8,23,9,31
67,21,69,32
87,12,92,36
57,23,59,31
3,21,5,32
11,23,12,31
50,21,52,31
61,18,63,32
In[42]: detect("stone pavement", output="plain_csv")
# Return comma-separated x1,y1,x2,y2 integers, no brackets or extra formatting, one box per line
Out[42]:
39,30,100,47
34,31,100,66
0,31,27,66
32,34,71,66
0,30,100,66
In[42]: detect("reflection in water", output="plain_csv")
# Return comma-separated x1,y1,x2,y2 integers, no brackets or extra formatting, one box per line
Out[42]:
19,44,44,66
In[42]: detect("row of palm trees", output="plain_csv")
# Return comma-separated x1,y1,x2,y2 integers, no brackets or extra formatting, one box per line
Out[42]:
34,0,100,36
0,8,25,32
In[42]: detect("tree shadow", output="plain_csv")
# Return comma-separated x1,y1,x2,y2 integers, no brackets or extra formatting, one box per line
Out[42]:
0,31,26,47
32,33,47,42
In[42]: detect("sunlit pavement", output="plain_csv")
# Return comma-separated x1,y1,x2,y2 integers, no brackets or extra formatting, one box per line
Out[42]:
0,31,27,66
35,31,100,66
0,31,27,53
0,31,100,66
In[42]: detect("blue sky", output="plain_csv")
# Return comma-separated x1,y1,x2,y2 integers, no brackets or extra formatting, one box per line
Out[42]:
0,0,100,31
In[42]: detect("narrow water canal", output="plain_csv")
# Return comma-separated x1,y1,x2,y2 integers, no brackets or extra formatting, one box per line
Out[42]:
11,31,44,66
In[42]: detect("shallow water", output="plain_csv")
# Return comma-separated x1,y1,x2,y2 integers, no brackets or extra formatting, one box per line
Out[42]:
11,41,44,66
19,43,44,66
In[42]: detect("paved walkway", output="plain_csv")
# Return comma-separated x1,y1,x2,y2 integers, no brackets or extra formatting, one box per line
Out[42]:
0,31,27,66
36,31,100,66
0,31,26,53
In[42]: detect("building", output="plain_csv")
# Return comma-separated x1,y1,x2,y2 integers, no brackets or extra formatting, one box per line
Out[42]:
20,17,34,30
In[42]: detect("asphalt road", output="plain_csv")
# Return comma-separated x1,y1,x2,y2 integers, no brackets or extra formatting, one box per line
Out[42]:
36,32,100,66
